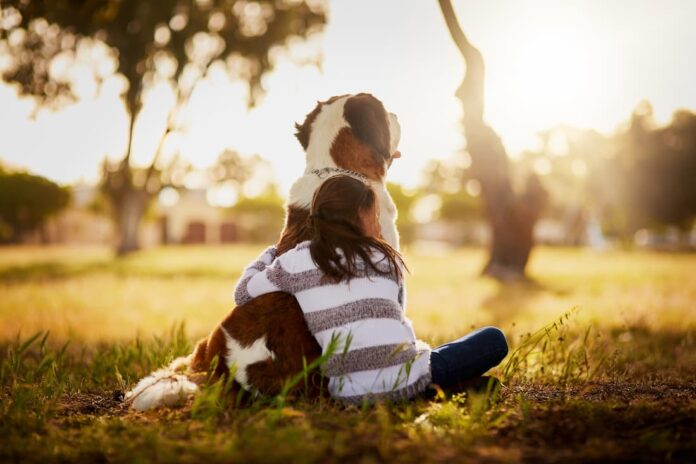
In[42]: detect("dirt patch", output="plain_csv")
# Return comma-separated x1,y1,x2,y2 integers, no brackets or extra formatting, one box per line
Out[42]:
498,380,696,462
509,378,696,403
57,391,128,417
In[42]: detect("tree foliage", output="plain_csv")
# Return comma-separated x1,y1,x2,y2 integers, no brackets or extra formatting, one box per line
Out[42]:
419,158,481,222
512,105,696,243
0,0,327,253
619,107,696,232
0,169,70,243
386,182,419,244
1,0,326,107
230,185,285,242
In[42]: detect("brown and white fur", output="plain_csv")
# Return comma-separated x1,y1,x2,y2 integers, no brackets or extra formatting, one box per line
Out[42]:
126,93,402,411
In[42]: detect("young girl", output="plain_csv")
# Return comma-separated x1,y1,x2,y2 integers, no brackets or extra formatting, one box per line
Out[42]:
234,175,508,404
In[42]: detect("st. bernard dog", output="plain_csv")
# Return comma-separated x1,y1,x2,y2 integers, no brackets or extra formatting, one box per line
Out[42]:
126,93,402,410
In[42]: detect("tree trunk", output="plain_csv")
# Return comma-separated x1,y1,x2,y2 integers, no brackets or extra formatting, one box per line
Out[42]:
10,224,23,244
103,97,152,256
103,64,205,255
116,187,148,255
438,0,547,281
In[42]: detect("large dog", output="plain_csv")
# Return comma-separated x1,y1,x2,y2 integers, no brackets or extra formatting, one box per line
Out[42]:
126,93,402,410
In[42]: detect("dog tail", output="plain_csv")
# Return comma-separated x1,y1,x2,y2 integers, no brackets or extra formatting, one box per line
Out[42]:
125,355,200,411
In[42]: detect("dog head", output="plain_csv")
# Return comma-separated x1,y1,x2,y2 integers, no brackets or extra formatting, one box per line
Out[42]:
294,93,401,181
283,93,402,252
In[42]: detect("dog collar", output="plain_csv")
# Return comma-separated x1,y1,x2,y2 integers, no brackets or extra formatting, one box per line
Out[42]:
310,167,369,182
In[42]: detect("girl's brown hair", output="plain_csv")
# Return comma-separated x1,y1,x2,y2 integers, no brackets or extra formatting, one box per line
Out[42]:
308,175,406,282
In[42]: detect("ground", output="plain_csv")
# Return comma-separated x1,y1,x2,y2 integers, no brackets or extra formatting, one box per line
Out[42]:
1,244,694,463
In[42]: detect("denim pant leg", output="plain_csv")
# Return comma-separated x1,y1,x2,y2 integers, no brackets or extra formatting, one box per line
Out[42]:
430,326,509,388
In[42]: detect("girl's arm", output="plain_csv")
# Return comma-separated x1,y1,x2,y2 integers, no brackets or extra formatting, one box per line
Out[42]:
233,246,293,305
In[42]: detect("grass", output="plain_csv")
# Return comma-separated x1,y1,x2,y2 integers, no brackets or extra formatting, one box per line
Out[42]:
0,244,694,462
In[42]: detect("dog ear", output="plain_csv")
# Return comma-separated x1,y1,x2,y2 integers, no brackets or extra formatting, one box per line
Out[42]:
294,101,323,150
343,93,391,162
295,95,349,150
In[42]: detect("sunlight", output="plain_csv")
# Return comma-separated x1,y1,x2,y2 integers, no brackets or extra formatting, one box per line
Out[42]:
158,187,180,208
488,22,600,154
477,1,629,157
1,0,695,193
517,25,594,110
206,183,238,207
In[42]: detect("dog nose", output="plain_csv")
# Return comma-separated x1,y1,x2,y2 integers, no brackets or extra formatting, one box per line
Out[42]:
392,151,402,159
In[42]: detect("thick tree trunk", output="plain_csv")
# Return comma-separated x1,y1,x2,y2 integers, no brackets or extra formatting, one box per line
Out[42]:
438,0,547,281
103,97,154,256
10,224,23,244
115,187,148,255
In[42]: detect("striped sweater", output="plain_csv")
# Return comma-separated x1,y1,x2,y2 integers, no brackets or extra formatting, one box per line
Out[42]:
233,241,432,405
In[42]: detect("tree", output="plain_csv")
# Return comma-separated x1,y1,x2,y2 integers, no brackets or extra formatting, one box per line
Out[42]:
0,169,70,243
618,106,696,237
230,185,285,242
420,157,482,222
386,182,420,245
438,0,547,281
0,0,326,254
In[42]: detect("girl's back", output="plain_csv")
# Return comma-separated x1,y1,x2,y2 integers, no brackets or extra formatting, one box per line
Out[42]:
234,175,432,404
235,240,431,404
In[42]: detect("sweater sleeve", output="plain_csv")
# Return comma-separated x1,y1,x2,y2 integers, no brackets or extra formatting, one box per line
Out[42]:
233,246,277,305
233,246,294,305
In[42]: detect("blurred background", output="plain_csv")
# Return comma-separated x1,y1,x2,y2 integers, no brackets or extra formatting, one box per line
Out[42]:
0,0,694,342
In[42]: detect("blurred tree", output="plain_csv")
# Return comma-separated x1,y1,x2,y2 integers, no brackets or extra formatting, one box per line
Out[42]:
619,106,696,239
204,149,274,206
515,127,613,245
514,106,696,246
438,189,481,223
0,169,70,243
386,182,420,244
209,149,254,187
420,157,481,222
230,184,285,242
438,0,547,281
0,0,326,254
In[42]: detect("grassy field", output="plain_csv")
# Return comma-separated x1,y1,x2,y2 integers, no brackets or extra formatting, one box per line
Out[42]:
1,244,694,462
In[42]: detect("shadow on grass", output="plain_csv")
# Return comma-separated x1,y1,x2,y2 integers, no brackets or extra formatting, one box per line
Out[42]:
0,259,239,282
0,261,110,282
498,392,696,462
478,276,576,327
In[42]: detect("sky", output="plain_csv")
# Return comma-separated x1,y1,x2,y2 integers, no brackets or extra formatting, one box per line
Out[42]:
1,0,695,194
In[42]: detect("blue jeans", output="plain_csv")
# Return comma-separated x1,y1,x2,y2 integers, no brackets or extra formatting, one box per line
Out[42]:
429,326,509,389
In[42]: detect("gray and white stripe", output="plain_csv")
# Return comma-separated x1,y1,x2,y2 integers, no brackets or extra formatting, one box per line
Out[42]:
323,342,422,377
304,299,402,333
233,241,432,404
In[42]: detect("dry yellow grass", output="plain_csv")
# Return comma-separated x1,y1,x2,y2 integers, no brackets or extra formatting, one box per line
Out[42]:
1,244,694,344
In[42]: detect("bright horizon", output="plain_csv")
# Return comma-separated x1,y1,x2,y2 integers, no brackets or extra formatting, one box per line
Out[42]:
1,0,695,194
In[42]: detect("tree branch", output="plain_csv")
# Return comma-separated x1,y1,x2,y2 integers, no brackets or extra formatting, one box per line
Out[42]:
437,0,485,123
143,61,215,189
438,0,473,60
121,103,137,171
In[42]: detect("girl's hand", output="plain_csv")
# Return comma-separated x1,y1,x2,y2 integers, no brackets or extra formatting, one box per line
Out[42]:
261,246,278,264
